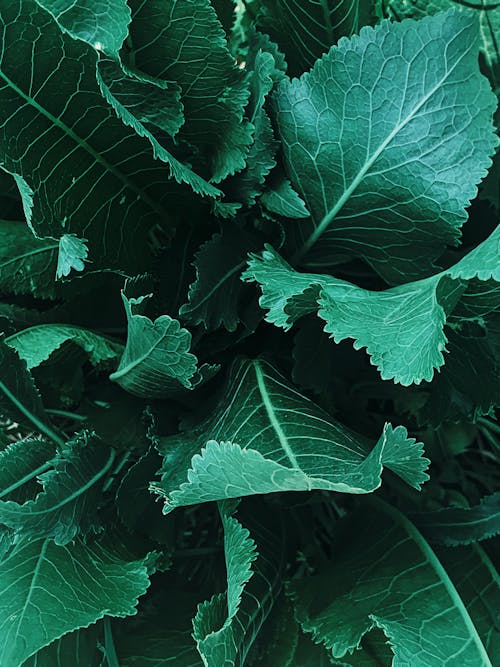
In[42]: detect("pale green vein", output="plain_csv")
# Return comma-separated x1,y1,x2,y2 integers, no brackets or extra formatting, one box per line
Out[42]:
253,360,300,469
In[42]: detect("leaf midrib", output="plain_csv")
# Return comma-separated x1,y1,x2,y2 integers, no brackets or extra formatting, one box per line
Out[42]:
0,243,58,271
377,499,493,666
253,361,300,470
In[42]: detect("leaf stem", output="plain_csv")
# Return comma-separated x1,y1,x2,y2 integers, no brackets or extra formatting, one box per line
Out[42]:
103,617,120,667
0,380,65,447
46,408,87,421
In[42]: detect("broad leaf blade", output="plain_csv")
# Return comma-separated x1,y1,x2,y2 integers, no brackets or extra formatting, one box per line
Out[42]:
153,358,429,511
437,543,500,660
0,536,153,666
0,0,211,274
274,9,498,282
290,500,493,665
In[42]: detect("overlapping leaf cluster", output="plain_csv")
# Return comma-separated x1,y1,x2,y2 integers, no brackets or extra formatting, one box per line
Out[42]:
0,0,499,664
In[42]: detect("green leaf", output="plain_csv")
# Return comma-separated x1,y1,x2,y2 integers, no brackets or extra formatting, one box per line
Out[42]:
56,235,89,279
0,535,153,666
0,0,210,274
96,59,218,198
34,0,131,57
223,49,278,207
97,57,184,138
0,220,59,299
273,9,498,282
110,290,216,398
21,624,102,666
290,500,494,665
421,319,500,423
388,0,500,82
260,172,310,219
193,500,286,667
413,493,500,546
255,0,376,75
0,437,56,504
0,433,115,545
153,358,429,512
437,543,500,660
0,339,63,445
126,0,253,181
244,220,500,384
180,224,263,332
5,324,123,370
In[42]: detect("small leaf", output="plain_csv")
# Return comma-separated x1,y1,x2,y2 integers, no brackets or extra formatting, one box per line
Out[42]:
110,290,216,398
180,224,263,332
56,234,89,279
194,500,286,667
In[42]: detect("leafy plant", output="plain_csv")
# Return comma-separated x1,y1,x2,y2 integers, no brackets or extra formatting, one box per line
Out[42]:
0,0,499,664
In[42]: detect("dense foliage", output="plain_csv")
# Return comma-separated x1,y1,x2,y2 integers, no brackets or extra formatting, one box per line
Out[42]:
0,0,499,664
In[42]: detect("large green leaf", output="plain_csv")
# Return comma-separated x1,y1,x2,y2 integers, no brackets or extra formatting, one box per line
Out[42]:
413,493,500,546
243,220,500,385
290,501,494,665
256,0,376,75
110,291,216,398
0,535,153,666
153,358,429,511
6,324,123,371
0,433,115,545
193,500,286,667
126,0,253,182
34,0,131,57
0,0,213,275
273,9,498,282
